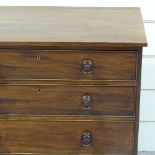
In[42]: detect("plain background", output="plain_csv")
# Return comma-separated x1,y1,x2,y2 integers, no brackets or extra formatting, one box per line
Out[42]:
0,0,154,151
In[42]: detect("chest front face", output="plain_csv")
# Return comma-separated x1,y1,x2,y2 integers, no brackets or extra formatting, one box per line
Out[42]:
0,7,147,155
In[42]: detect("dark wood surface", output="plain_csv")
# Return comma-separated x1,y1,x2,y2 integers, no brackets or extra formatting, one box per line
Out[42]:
134,50,143,155
0,7,147,48
0,85,136,116
0,50,137,80
0,79,137,87
0,121,134,154
0,115,136,122
0,7,147,155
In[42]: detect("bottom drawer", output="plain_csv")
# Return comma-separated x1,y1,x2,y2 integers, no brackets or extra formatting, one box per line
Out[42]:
0,120,134,154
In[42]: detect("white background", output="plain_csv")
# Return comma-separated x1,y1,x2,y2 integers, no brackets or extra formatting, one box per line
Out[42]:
0,0,155,151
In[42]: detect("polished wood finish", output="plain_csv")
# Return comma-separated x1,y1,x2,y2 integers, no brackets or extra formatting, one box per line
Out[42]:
0,121,134,154
0,7,147,48
0,79,137,86
0,85,136,116
0,7,147,155
0,115,136,122
0,50,137,80
134,50,143,154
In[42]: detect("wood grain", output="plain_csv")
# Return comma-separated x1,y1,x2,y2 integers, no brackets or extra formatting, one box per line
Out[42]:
0,50,137,80
0,79,137,86
0,121,134,154
0,7,147,49
135,50,143,155
0,7,147,155
0,85,136,116
0,115,135,122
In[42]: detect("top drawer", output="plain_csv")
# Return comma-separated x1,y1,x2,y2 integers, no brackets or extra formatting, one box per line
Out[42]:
0,50,137,80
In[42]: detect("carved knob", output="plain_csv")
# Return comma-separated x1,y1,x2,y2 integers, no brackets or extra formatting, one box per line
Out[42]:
81,95,93,110
81,132,93,147
81,59,94,73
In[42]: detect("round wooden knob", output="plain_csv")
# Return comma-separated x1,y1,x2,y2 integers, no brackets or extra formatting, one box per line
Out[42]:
81,59,94,73
81,132,93,147
81,95,93,110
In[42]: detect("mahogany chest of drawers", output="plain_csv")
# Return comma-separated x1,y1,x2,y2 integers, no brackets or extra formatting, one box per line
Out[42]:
0,7,147,155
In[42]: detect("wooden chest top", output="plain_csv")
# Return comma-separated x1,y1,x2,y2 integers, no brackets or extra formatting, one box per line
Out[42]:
0,7,147,48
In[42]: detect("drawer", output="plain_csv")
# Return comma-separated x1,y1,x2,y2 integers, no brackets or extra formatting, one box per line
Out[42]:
0,121,134,154
0,85,136,116
0,50,137,80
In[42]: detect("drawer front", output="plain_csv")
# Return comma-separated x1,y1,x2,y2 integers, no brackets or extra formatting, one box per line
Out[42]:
0,121,134,154
0,50,137,80
0,86,136,116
